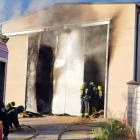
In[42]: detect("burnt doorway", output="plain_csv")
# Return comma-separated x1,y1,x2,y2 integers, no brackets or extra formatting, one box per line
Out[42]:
0,61,6,102
36,31,56,114
36,45,54,113
84,25,108,111
26,31,56,113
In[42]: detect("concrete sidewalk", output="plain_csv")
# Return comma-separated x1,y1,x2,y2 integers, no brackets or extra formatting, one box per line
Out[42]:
8,116,102,140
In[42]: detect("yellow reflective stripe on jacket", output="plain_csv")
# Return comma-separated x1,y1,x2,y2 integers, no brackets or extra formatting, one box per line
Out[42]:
7,109,15,114
85,89,88,94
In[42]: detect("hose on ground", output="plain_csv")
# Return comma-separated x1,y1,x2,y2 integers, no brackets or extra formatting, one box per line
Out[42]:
57,122,100,140
21,124,38,140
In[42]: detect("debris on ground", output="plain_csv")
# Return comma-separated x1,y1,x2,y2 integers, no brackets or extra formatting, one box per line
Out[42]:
89,109,104,118
19,111,42,118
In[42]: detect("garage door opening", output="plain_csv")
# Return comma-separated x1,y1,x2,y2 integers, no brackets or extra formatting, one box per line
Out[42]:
84,25,108,113
52,23,109,116
25,21,110,117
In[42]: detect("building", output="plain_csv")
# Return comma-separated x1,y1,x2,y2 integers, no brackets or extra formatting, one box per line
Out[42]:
1,3,139,118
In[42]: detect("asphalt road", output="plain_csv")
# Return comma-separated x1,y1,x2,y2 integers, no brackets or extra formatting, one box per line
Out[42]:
8,115,99,140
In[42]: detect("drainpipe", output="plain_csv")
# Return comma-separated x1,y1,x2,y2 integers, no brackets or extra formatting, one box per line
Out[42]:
134,5,140,81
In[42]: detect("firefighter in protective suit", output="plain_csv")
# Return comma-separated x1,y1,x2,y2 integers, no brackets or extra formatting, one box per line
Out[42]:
80,83,91,118
89,82,99,118
6,105,24,130
0,101,9,140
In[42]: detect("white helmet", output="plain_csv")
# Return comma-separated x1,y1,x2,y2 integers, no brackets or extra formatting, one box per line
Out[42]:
83,82,87,87
90,82,95,86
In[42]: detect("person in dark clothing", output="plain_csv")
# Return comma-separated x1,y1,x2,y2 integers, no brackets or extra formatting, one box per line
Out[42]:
0,101,9,140
89,82,99,118
80,83,91,118
6,105,24,129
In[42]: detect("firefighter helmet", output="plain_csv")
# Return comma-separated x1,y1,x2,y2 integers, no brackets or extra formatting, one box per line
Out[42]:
98,86,102,90
90,82,95,87
17,106,24,114
83,82,87,87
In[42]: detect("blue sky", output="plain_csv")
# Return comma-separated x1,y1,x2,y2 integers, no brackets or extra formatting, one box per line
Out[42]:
0,0,140,23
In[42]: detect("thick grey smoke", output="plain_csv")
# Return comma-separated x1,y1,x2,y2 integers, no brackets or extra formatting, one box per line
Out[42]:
84,25,107,85
0,0,56,24
52,29,84,115
0,0,81,24
84,25,107,110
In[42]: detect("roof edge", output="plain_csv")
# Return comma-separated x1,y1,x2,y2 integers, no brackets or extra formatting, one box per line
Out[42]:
0,2,139,26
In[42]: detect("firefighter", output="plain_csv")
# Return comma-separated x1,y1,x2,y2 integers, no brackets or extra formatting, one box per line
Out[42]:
89,82,99,118
80,83,91,118
6,105,24,129
0,101,9,140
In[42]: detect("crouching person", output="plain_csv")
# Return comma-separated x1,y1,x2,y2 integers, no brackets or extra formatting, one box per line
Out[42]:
6,105,24,130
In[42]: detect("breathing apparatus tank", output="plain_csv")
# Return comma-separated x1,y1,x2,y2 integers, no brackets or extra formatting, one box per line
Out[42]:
98,86,102,99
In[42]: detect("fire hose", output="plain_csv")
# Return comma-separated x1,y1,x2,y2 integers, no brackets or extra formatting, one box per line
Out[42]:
21,124,38,140
57,122,100,140
9,124,38,140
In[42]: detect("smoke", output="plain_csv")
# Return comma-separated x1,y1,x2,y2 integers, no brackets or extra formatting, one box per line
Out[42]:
52,29,84,115
0,0,81,24
25,0,55,14
0,0,57,24
11,1,22,19
0,0,22,23
84,25,107,86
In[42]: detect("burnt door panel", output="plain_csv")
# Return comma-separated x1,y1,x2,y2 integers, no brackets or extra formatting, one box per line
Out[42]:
36,31,56,113
52,28,84,115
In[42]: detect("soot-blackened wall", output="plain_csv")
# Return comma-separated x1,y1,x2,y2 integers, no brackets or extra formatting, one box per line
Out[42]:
36,31,56,113
36,45,54,113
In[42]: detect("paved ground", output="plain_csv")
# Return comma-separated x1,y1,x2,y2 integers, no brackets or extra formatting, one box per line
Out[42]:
8,116,102,140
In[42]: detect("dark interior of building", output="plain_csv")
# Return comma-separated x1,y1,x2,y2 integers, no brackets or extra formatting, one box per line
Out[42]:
84,25,107,111
0,62,5,102
36,44,54,113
